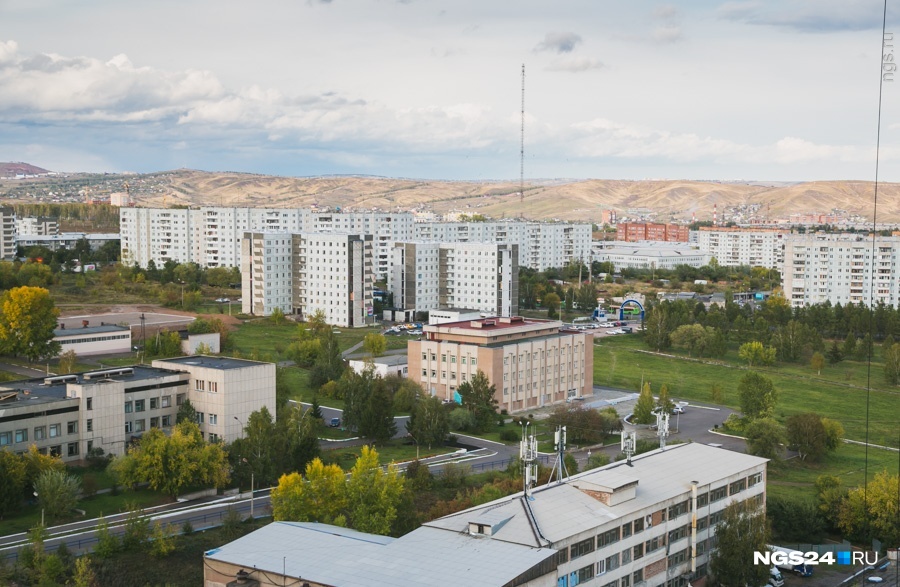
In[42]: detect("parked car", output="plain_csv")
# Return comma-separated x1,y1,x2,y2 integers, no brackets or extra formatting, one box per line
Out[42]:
329,417,341,427
215,297,230,303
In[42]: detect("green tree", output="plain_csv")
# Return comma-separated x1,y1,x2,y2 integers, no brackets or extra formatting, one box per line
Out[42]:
882,334,895,358
710,383,724,404
815,475,846,531
149,522,177,558
709,500,771,587
310,330,345,389
0,450,26,520
271,459,347,525
359,377,397,444
93,517,120,558
738,341,776,368
72,556,98,587
176,398,198,424
669,324,708,357
785,413,828,462
21,445,64,490
821,418,844,452
737,372,777,420
856,332,874,361
643,303,672,352
456,370,499,432
345,446,405,535
838,470,899,545
33,469,81,523
826,340,843,364
0,286,61,361
109,421,229,498
656,384,674,414
575,283,598,313
809,351,825,375
744,417,786,460
883,342,900,384
287,338,321,368
632,382,656,424
407,395,450,449
543,292,561,319
362,332,387,358
841,332,857,359
57,350,78,374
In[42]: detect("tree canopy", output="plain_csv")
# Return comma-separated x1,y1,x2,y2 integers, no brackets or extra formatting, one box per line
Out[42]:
0,286,61,361
710,500,771,587
737,372,777,420
457,370,499,432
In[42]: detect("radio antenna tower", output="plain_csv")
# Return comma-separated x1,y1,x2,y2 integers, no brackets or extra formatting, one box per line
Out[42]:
656,410,670,450
519,63,525,210
520,421,538,498
547,425,569,485
621,431,636,467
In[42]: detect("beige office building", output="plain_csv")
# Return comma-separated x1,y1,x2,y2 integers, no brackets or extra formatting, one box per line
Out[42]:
408,316,593,412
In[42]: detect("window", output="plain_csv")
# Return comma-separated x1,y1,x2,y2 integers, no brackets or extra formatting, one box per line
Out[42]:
697,492,709,508
646,535,665,553
633,569,644,583
633,543,644,560
471,358,477,366
125,421,133,434
150,397,159,409
604,553,620,572
729,479,747,495
176,393,185,406
668,500,690,519
49,445,61,457
209,433,219,442
15,429,27,443
697,516,709,531
150,417,159,428
633,516,645,534
668,525,689,543
622,522,632,538
209,414,218,425
162,395,171,408
67,421,78,434
135,399,145,412
125,401,133,413
197,412,205,424
162,415,172,427
577,564,594,583
557,549,569,564
86,397,93,410
67,442,79,457
622,548,632,564
570,537,595,559
196,380,205,391
49,424,61,438
668,549,688,568
86,419,93,433
34,426,46,441
134,419,145,433
87,440,93,453
0,432,10,446
710,486,728,502
209,381,218,392
748,472,762,487
598,527,620,547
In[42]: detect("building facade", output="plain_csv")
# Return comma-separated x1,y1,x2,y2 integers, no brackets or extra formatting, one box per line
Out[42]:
15,216,59,236
690,227,788,269
391,241,518,317
203,443,768,587
592,242,711,271
782,233,900,308
0,357,275,462
121,206,591,274
241,231,375,327
16,232,119,252
0,207,15,260
616,223,689,243
53,324,132,357
407,316,592,412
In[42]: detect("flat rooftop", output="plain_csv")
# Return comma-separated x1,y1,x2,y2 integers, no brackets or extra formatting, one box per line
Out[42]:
426,316,555,332
0,365,186,404
54,324,130,337
155,355,269,370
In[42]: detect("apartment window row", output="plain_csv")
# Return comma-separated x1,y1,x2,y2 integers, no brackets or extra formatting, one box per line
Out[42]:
60,334,130,345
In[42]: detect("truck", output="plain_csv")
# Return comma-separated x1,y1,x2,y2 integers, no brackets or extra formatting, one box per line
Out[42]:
768,567,785,587
768,545,814,577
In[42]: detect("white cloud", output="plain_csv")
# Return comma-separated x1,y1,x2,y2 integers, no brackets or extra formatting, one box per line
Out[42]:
545,57,605,72
652,25,683,43
534,32,583,54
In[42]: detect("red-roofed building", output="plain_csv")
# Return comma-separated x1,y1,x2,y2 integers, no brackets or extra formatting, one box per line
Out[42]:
408,316,593,412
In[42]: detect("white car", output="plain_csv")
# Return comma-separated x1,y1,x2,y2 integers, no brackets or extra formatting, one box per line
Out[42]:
672,405,685,414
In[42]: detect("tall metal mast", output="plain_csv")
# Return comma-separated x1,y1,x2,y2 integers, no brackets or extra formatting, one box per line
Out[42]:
520,64,525,208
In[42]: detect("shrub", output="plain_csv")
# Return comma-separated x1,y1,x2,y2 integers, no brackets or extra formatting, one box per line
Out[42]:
499,429,520,442
448,408,476,432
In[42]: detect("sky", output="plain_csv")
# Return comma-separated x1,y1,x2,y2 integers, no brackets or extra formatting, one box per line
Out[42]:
2,0,900,181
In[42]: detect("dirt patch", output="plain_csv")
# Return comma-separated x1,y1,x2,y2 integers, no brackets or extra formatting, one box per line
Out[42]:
57,304,242,328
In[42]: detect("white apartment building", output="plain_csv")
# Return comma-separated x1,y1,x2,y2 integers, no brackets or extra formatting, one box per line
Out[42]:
121,207,591,275
241,231,375,327
593,242,711,271
414,220,592,272
690,227,788,268
391,241,518,317
0,207,15,260
16,216,59,236
204,443,768,587
16,233,119,252
0,357,275,462
782,233,900,308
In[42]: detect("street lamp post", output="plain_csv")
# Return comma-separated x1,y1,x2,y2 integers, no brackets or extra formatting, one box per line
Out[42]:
33,491,44,527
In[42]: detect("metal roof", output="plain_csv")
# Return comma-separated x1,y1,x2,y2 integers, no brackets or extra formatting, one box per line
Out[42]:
155,355,270,370
54,324,130,337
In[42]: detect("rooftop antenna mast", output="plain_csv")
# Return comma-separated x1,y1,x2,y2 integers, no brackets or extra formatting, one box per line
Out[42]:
519,64,525,214
621,430,636,467
656,410,670,449
520,421,538,498
547,425,569,485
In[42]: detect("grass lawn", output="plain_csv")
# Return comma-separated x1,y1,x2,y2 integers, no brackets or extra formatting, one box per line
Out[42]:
228,320,391,363
766,443,899,503
594,336,899,448
320,439,455,470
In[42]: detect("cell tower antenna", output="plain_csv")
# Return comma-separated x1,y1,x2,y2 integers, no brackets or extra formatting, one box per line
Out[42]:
656,410,670,450
621,431,636,467
547,425,569,485
519,63,525,210
519,421,538,498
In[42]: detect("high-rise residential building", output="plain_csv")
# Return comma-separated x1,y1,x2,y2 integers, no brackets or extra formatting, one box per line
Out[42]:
15,216,59,236
408,316,592,412
241,231,374,327
782,233,900,308
121,206,592,274
690,227,788,269
391,242,518,317
615,223,689,242
0,207,16,260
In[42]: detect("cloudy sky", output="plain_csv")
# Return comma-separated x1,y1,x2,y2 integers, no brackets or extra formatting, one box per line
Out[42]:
2,0,900,181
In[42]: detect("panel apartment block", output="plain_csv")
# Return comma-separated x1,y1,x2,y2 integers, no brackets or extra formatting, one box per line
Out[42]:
16,216,59,236
391,242,518,317
690,227,787,269
242,231,375,327
782,233,900,308
408,316,592,412
0,207,16,260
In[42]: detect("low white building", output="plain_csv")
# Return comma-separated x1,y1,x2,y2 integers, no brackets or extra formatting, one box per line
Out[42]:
181,332,221,355
429,308,482,324
348,355,408,378
592,241,711,271
54,324,132,357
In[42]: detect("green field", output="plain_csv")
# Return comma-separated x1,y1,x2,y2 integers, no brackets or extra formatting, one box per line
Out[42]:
228,320,396,363
594,336,899,448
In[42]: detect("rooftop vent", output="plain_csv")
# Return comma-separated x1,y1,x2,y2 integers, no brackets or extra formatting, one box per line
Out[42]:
83,367,134,380
43,375,78,386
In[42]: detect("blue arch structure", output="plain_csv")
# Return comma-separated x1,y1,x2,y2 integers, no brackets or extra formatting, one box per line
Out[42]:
618,299,645,321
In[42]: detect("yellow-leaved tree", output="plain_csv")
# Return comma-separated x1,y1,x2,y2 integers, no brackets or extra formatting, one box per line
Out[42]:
271,458,347,525
0,286,60,361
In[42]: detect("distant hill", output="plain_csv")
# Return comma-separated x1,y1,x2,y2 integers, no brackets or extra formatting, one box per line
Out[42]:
0,162,50,178
2,167,899,224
